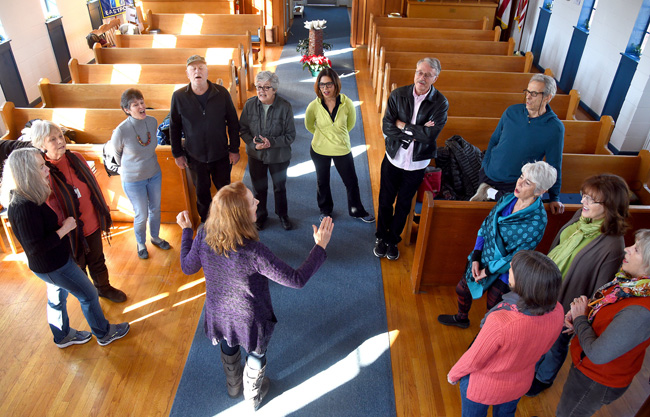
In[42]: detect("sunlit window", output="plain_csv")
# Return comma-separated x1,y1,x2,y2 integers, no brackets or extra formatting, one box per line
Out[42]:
0,19,8,42
41,0,60,19
625,0,650,58
577,0,598,32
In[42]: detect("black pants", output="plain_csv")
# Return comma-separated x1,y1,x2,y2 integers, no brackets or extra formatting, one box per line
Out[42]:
479,167,517,201
376,156,425,245
187,154,232,223
248,156,290,218
77,228,111,290
309,147,368,217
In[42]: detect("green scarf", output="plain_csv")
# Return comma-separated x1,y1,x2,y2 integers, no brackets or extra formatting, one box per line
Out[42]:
548,216,603,277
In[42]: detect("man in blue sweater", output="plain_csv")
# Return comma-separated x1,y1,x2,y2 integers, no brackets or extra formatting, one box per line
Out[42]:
471,74,565,214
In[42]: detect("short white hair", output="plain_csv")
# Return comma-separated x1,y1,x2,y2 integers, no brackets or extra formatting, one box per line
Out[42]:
521,161,557,194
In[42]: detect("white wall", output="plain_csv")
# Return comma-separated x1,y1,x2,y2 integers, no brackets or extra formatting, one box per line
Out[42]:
57,0,95,66
573,0,640,115
611,52,650,151
538,0,582,80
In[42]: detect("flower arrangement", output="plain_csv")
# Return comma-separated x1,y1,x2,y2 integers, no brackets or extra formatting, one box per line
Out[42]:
300,54,332,75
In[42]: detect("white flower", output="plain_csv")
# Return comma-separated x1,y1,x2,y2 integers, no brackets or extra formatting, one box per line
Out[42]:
304,20,327,30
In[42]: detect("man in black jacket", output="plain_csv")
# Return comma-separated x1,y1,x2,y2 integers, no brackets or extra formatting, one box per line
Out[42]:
374,58,448,260
170,55,240,224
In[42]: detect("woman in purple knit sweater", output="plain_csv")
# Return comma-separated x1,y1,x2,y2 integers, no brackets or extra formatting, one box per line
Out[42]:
176,181,333,411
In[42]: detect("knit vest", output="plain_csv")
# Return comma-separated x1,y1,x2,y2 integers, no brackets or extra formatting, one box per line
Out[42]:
570,297,650,388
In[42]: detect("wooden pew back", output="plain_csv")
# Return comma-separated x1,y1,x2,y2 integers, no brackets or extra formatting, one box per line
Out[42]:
140,0,234,14
410,150,650,292
94,43,242,67
376,35,514,56
38,78,182,110
145,11,266,61
67,59,243,110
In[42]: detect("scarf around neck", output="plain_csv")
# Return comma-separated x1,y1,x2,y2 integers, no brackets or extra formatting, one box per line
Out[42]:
548,216,603,274
587,269,650,323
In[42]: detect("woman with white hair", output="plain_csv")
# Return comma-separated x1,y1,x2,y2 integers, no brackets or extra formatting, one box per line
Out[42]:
438,161,557,328
239,71,296,231
30,120,126,303
1,148,129,348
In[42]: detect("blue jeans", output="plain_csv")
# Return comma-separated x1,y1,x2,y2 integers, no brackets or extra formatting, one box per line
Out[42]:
122,171,162,245
459,375,520,417
33,257,110,342
535,329,572,384
556,365,628,417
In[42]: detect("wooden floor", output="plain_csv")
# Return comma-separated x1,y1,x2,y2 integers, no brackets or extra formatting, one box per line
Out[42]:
0,44,648,417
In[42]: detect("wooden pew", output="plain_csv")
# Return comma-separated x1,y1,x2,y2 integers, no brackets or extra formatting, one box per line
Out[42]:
406,0,499,22
145,11,266,62
378,64,555,112
419,90,580,120
410,150,650,292
38,78,182,110
0,101,169,143
114,32,254,90
369,24,501,76
68,59,242,110
140,0,234,14
366,13,490,67
373,49,533,90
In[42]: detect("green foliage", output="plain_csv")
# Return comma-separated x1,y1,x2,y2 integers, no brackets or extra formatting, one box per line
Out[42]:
296,38,332,55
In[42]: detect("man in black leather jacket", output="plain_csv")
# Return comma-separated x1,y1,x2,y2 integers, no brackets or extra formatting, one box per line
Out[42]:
374,58,448,260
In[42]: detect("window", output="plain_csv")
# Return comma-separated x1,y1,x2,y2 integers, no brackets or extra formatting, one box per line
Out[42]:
543,0,553,11
41,0,60,19
0,20,7,42
577,0,598,32
625,0,650,58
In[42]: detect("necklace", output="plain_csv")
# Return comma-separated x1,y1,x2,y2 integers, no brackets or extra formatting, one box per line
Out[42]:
129,117,151,146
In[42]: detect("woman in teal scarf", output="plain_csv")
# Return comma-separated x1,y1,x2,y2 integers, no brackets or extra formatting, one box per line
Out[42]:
528,174,630,396
438,161,557,329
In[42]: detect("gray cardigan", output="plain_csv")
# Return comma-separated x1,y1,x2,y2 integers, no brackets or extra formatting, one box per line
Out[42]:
111,115,160,183
552,210,625,313
239,94,296,164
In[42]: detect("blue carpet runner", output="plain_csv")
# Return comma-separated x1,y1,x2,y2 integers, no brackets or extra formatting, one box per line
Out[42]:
170,7,396,416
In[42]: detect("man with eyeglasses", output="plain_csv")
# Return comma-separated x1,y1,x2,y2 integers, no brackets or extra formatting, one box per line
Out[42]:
374,57,448,261
170,55,240,226
471,74,565,215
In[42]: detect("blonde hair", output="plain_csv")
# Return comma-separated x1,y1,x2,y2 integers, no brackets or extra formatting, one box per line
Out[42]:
29,120,62,150
204,182,259,255
1,148,51,206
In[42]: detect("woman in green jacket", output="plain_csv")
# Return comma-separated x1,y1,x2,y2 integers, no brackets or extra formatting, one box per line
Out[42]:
305,68,374,223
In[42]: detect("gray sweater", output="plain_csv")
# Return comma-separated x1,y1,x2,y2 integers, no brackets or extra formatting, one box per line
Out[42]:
111,116,161,183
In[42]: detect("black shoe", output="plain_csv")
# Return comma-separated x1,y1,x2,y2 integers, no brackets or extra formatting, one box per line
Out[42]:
525,378,552,397
437,314,470,329
138,248,149,259
279,216,293,230
373,239,388,258
386,243,399,260
151,238,171,250
97,322,130,346
255,216,267,231
353,213,376,223
319,213,331,223
97,285,127,303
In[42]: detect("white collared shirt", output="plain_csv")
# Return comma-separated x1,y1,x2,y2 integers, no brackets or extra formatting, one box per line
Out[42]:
386,87,432,171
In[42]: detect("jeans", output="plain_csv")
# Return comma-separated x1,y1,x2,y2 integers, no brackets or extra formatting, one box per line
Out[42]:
556,365,628,417
534,329,572,384
77,228,110,289
310,147,368,217
376,155,426,245
33,257,110,343
122,171,162,245
248,157,290,218
459,375,520,417
186,155,232,223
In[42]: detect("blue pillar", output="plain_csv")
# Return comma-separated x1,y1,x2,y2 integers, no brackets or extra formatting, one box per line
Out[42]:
531,7,552,70
601,53,639,122
558,26,589,93
0,40,29,107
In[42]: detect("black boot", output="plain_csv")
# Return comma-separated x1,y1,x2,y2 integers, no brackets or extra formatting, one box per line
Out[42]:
220,349,243,398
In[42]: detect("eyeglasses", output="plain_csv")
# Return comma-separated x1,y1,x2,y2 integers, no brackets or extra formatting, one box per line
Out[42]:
256,85,273,91
580,191,603,205
318,82,334,89
523,89,545,98
415,70,436,79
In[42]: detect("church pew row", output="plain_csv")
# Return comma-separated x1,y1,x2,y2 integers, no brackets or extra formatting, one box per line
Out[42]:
368,25,502,76
366,13,490,66
0,102,169,143
372,49,533,91
114,32,254,88
378,64,555,112
144,11,266,62
139,0,234,14
414,90,580,120
410,150,650,292
67,59,242,110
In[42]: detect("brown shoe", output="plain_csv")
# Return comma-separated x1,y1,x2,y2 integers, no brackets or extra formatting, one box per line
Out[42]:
97,286,127,303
